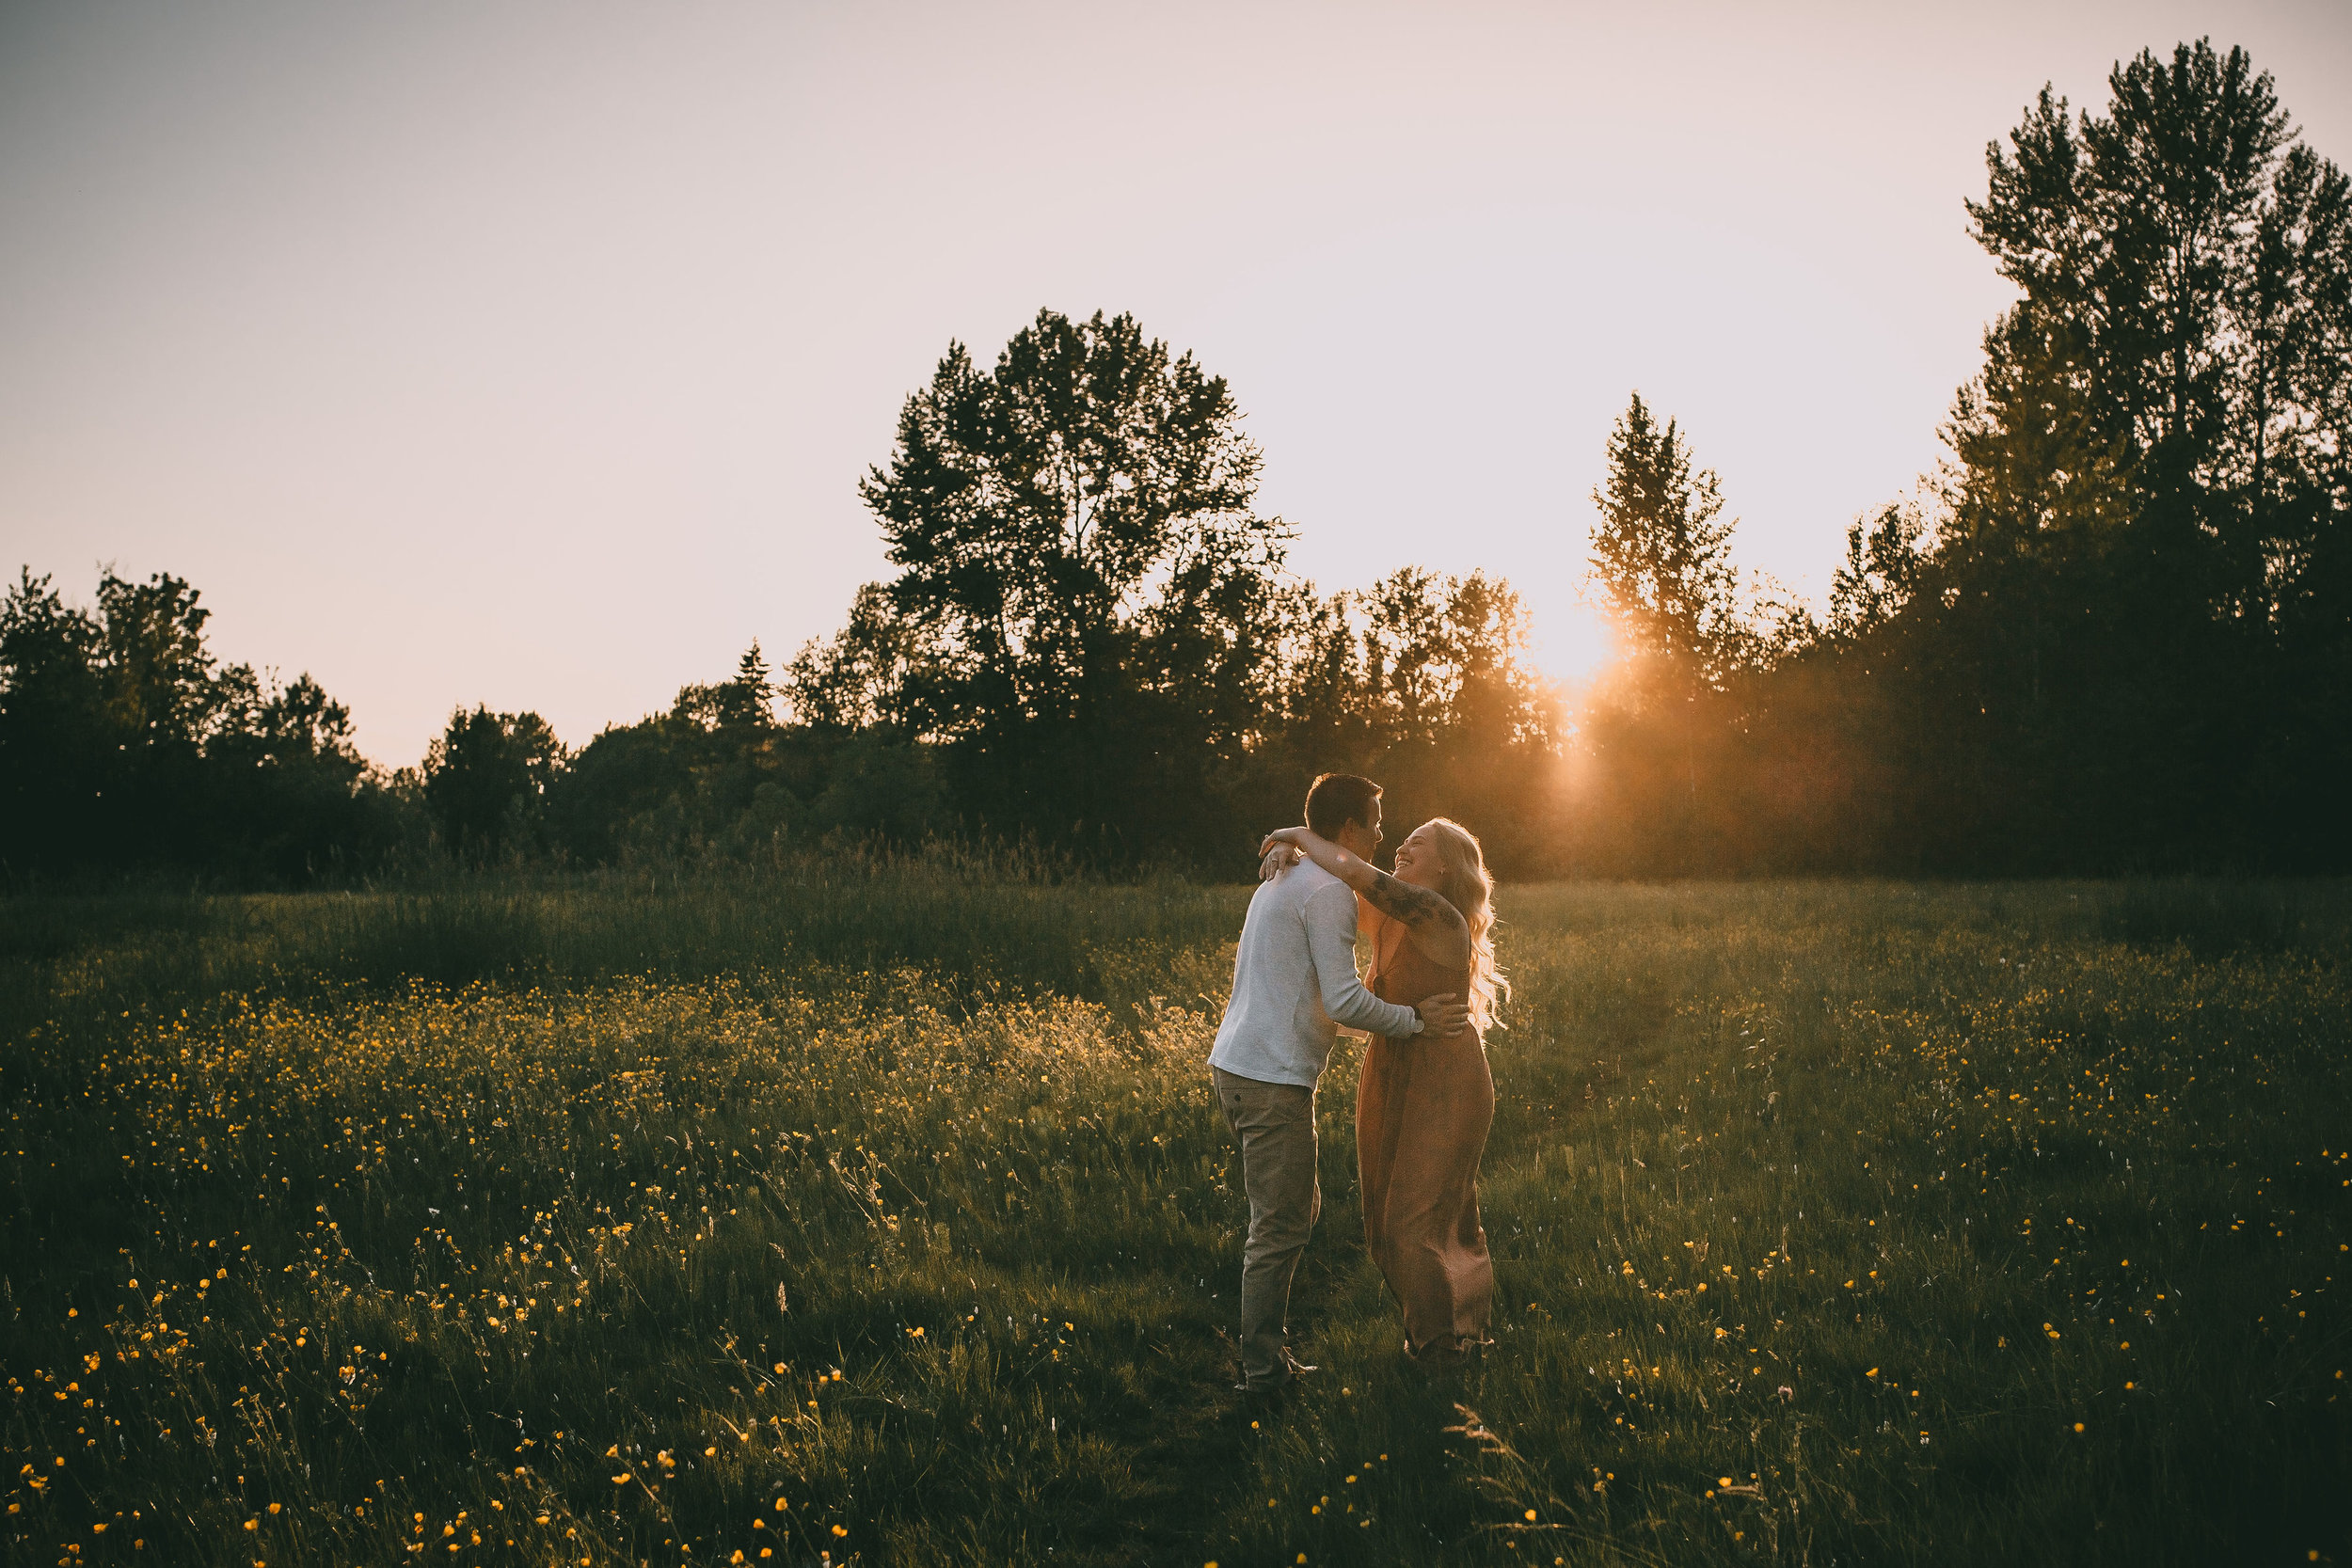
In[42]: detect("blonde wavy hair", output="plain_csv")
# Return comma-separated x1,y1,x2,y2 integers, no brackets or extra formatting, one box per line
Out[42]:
1422,817,1508,1030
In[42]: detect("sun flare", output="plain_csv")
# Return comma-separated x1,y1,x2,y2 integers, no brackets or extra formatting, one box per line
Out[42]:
1527,593,1620,688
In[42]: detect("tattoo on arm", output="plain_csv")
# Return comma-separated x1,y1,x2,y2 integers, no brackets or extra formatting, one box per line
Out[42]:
1363,869,1467,940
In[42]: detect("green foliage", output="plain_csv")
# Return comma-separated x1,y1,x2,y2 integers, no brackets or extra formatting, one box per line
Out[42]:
1915,39,2351,867
1256,568,1565,874
2,878,2345,1565
1587,393,1749,690
797,308,1292,851
0,568,398,883
423,707,564,864
1568,40,2352,877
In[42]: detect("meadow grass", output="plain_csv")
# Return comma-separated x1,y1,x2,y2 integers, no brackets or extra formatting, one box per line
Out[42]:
2,873,2346,1566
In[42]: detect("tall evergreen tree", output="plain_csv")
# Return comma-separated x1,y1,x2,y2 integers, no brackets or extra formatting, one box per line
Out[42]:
1581,394,1809,868
1587,393,1748,692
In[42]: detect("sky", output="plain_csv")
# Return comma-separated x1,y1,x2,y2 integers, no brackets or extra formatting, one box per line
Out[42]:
4,1,2349,768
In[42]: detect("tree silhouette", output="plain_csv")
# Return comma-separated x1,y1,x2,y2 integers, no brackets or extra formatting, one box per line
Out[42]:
423,706,563,863
826,308,1293,847
1588,393,1747,691
16,41,2340,882
1254,569,1564,871
1825,503,1929,643
1,567,391,880
1919,38,2351,867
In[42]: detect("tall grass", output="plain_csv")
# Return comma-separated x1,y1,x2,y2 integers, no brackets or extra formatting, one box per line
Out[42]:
0,847,1243,1034
2,876,2346,1565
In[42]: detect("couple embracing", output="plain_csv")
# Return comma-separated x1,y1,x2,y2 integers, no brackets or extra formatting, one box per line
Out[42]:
1207,771,1505,1398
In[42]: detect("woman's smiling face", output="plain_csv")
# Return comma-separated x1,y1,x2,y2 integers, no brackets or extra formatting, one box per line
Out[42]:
1391,823,1445,889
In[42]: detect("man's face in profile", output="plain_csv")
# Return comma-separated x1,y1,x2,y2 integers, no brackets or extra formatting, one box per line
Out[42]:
1337,800,1382,863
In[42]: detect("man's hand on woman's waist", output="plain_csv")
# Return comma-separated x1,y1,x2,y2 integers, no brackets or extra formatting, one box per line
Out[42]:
1412,993,1472,1039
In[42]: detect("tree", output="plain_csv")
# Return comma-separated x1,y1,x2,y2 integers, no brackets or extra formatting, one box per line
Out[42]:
1581,393,1809,862
1252,569,1565,871
1274,570,1558,758
93,570,223,753
554,641,940,863
784,586,944,734
1587,393,1751,691
671,641,775,735
422,706,564,863
0,570,110,871
1825,502,1930,642
199,669,390,879
828,308,1292,849
1931,39,2351,867
1,566,395,880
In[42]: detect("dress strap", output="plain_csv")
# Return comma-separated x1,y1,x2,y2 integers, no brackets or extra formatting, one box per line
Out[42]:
1371,917,1406,991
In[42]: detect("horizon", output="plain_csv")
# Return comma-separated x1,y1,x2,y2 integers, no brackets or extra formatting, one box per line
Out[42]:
5,0,2349,769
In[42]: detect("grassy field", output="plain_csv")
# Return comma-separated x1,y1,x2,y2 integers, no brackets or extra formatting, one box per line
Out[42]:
3,865,2347,1566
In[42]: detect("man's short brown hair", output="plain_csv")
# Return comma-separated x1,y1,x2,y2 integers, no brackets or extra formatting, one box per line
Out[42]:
1305,773,1381,838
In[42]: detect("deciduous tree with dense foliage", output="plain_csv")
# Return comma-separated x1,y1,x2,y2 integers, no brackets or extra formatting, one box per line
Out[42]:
1908,39,2352,868
0,567,389,880
422,705,564,864
793,308,1294,853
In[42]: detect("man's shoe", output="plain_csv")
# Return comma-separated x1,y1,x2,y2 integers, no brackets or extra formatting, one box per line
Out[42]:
1233,1379,1291,1416
1231,1351,1317,1397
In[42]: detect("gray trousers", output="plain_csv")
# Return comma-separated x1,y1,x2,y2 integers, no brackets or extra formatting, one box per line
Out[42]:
1213,1065,1321,1388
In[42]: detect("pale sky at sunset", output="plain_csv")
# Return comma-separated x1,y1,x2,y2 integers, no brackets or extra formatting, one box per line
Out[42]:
5,1,2348,768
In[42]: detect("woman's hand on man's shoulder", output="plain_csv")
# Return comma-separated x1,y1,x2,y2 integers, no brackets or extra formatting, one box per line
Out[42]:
1259,844,1302,881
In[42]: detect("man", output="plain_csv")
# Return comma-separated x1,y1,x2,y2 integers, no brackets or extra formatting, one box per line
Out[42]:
1207,772,1470,1397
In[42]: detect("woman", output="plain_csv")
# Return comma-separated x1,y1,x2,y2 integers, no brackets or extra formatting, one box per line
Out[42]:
1260,817,1504,1372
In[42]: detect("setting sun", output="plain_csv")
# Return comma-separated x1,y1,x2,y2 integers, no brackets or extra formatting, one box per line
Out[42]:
1,6,2344,1564
1526,591,1621,689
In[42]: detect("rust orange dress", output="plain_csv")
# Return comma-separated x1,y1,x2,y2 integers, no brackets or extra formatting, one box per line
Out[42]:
1357,905,1495,1363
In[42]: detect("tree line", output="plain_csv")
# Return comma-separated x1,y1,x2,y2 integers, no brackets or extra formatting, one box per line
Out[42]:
5,40,2342,883
1582,40,2350,875
0,567,399,881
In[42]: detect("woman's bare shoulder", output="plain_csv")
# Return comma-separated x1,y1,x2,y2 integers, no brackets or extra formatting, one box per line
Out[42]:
1360,869,1470,966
